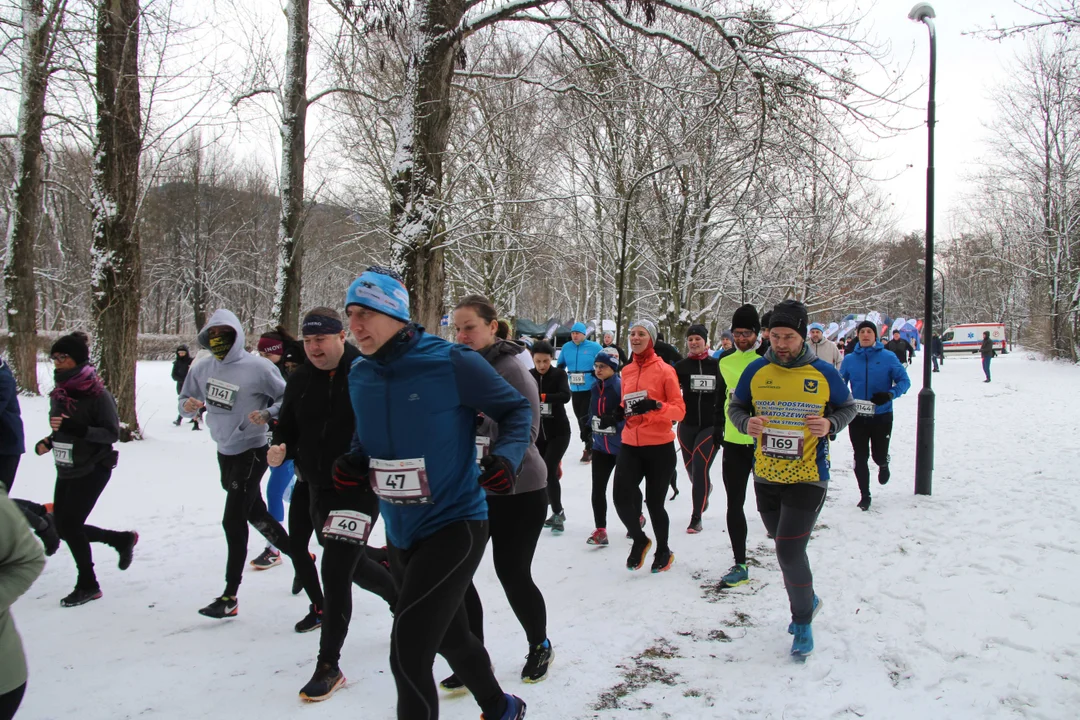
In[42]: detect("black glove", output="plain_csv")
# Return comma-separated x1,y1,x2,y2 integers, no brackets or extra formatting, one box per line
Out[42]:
870,391,893,406
598,406,625,429
332,453,370,493
478,454,515,494
35,438,53,456
627,398,660,416
58,417,88,438
712,424,724,445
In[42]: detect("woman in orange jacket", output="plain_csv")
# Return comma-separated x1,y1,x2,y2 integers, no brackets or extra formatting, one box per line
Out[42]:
597,319,685,573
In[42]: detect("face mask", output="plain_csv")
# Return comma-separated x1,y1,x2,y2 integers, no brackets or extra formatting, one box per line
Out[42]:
209,334,234,360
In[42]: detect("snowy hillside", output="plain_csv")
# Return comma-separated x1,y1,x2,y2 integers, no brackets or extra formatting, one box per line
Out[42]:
10,351,1079,719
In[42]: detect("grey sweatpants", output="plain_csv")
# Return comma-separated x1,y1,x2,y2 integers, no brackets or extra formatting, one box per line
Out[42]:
755,482,826,625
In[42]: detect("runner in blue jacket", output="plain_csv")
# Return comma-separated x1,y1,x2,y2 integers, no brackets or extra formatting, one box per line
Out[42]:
337,266,530,720
586,350,624,546
839,320,912,510
556,322,603,463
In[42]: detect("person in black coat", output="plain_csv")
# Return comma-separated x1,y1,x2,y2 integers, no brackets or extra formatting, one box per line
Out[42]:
34,332,137,608
931,333,944,372
171,345,198,428
885,330,915,366
653,332,683,366
529,341,573,530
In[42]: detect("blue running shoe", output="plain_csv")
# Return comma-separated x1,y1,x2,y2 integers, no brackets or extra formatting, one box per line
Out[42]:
790,623,814,657
788,594,822,635
719,564,749,588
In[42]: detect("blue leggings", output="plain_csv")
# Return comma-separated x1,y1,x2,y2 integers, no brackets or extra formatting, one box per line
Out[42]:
265,459,295,523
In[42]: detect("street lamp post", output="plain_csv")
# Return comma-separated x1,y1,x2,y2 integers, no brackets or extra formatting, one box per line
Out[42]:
614,154,692,345
910,2,936,497
917,259,946,332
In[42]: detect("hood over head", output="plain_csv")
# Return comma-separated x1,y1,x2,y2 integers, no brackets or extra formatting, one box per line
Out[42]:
197,309,247,363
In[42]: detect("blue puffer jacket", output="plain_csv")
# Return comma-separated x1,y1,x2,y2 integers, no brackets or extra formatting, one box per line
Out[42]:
348,327,533,550
840,341,911,415
557,339,603,392
0,361,24,457
590,376,624,455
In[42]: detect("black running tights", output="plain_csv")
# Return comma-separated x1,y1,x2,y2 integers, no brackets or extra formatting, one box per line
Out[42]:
721,442,754,565
591,449,618,529
755,482,826,625
848,413,893,499
462,488,549,647
614,443,676,553
0,683,25,720
677,423,716,522
388,520,506,720
54,466,123,590
535,433,570,515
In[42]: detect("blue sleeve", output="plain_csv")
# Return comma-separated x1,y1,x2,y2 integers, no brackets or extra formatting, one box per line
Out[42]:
821,364,853,406
839,355,851,384
889,356,912,399
451,346,531,471
556,350,567,369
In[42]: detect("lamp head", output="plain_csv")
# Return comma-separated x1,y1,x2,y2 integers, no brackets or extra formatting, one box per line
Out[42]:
908,3,935,22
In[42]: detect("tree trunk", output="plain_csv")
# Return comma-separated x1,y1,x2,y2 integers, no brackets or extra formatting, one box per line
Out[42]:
91,0,142,440
273,0,309,334
3,0,65,394
389,0,466,330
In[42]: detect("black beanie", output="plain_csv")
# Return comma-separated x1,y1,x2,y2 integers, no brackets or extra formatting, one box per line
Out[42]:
51,331,90,365
760,310,773,330
769,300,809,339
686,324,709,342
856,320,879,339
731,304,761,334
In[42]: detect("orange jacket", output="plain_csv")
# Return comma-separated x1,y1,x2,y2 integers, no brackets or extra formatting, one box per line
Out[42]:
620,353,686,447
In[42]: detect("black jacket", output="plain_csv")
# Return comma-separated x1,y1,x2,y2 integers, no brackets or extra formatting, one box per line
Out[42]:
530,366,572,441
931,337,944,356
654,340,683,366
674,355,721,427
272,343,360,488
980,337,996,358
171,351,193,384
885,338,914,365
44,377,119,479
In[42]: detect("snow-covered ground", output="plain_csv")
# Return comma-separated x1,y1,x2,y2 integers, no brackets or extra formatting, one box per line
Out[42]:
10,351,1080,719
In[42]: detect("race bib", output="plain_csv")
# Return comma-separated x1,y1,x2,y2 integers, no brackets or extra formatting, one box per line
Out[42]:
52,441,74,467
591,416,616,436
624,390,648,416
761,427,803,460
569,372,586,386
853,399,876,417
540,402,552,417
206,378,239,410
690,375,716,392
369,457,432,505
323,510,372,546
475,435,491,465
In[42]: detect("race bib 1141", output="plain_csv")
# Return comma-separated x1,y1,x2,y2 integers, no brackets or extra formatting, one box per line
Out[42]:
206,378,239,411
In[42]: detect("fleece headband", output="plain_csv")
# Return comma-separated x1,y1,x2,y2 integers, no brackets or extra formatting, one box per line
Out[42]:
302,314,344,336
257,337,284,355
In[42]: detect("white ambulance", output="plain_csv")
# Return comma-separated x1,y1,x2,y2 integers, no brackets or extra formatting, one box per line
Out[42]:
941,323,1007,355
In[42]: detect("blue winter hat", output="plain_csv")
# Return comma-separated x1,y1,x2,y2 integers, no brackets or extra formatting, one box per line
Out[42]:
571,322,588,335
594,349,620,372
345,266,411,323
809,323,825,333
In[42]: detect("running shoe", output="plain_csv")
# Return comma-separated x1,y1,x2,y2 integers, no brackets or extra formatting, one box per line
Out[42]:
116,531,139,571
719,563,749,588
878,464,891,485
299,662,346,702
295,604,322,633
580,447,592,464
61,587,102,608
481,694,527,720
626,537,652,571
790,623,814,657
173,416,182,427
857,496,871,511
521,639,554,683
788,594,823,634
550,512,565,534
439,673,468,695
543,511,565,529
686,519,702,534
651,549,674,573
249,547,281,570
586,529,609,546
198,595,238,619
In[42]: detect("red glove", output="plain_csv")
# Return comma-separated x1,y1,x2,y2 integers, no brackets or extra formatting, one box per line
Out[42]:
478,455,515,494
332,453,369,493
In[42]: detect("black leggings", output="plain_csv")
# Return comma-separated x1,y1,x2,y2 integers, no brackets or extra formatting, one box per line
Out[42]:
388,520,505,720
591,449,618,528
535,434,570,514
614,443,676,553
677,423,716,522
721,442,754,565
54,466,124,590
848,413,893,498
286,479,322,609
571,391,592,444
755,482,826,625
306,483,398,667
0,682,25,720
218,446,317,604
462,488,548,647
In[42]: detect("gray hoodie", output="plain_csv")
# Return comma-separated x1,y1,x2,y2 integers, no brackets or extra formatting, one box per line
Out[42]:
477,340,546,496
178,309,285,456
